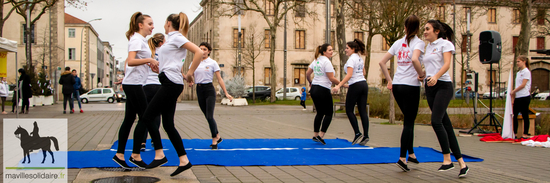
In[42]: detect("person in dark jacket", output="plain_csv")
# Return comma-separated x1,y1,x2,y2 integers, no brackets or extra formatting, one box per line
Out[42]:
72,69,83,113
59,67,76,114
18,68,32,114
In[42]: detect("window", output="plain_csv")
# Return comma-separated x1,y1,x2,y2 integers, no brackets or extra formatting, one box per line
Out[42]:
488,8,497,23
354,32,364,42
537,9,545,25
487,70,497,85
513,36,519,52
463,7,471,22
233,67,245,77
233,28,245,48
353,1,363,19
293,66,307,85
330,2,334,17
437,5,445,21
295,2,305,18
265,0,274,16
382,37,390,51
330,31,335,46
22,24,35,44
264,67,272,85
265,29,271,48
462,35,468,52
103,89,111,94
68,48,76,60
68,28,76,38
89,89,101,94
537,37,545,50
513,9,520,24
295,30,305,49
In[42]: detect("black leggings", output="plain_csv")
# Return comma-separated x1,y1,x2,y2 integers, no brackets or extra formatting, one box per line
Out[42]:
346,81,369,137
63,93,74,111
197,83,218,138
513,96,531,135
310,85,333,133
132,72,186,156
300,100,306,109
393,85,420,158
116,85,147,154
21,97,30,112
142,84,162,143
425,80,462,160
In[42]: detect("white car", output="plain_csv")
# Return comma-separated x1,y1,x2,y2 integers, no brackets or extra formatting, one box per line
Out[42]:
275,87,302,100
534,90,550,100
482,92,499,99
80,88,117,103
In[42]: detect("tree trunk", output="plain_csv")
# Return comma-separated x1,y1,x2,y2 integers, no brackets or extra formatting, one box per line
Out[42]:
25,25,33,69
252,58,256,103
460,64,465,99
0,1,4,37
270,26,277,102
336,0,347,105
389,57,395,124
514,0,532,75
364,33,374,79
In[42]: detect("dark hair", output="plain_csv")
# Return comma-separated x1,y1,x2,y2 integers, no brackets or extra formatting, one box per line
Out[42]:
405,15,420,45
72,69,77,72
517,55,530,70
166,12,189,37
199,42,213,56
427,20,454,41
125,12,151,40
148,33,165,58
18,68,25,74
314,44,331,58
346,39,366,55
65,67,70,71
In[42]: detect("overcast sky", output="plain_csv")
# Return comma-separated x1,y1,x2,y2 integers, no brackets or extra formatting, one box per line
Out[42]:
65,0,202,69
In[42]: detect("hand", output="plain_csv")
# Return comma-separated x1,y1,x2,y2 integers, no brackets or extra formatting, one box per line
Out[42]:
185,72,194,84
149,59,159,67
427,76,438,87
150,64,159,73
188,81,194,87
510,90,516,96
418,72,426,81
386,81,392,90
343,84,349,88
331,85,340,94
226,94,234,101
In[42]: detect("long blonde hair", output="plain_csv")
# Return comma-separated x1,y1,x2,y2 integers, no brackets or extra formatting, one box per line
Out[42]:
125,12,151,40
166,12,190,37
148,33,165,58
517,55,530,70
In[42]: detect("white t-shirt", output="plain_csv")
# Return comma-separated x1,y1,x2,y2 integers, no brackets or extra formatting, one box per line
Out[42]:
145,47,161,85
192,57,220,84
515,68,531,98
423,38,454,82
309,56,335,89
158,31,189,85
344,53,366,85
388,36,425,86
122,32,151,85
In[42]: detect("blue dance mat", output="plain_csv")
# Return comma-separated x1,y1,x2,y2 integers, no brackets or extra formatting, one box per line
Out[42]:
67,139,483,168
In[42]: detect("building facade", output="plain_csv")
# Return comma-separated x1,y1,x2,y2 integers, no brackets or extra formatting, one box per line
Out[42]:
64,13,100,90
102,41,115,88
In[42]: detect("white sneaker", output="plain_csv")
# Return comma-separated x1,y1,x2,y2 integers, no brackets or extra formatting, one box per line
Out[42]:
302,108,306,111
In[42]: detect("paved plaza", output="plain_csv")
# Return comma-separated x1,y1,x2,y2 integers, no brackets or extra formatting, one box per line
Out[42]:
1,101,549,183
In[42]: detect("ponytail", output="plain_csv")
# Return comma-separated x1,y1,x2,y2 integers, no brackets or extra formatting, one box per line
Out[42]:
314,43,331,59
518,55,530,70
167,12,189,37
427,20,454,41
347,39,365,55
148,33,165,58
404,15,420,45
126,12,150,40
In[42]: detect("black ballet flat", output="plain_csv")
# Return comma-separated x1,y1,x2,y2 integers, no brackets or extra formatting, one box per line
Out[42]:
146,157,167,169
170,162,193,177
396,159,410,172
438,163,454,171
112,155,131,169
408,157,420,164
129,157,147,169
210,144,218,150
315,136,326,145
217,138,223,144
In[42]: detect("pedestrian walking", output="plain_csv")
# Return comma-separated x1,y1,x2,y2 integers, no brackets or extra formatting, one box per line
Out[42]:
300,87,306,110
140,33,165,151
379,15,425,172
422,20,468,177
59,67,75,114
332,39,370,146
511,55,532,139
190,42,232,150
112,11,158,170
130,12,204,177
0,77,8,114
71,69,83,113
306,43,340,145
17,68,32,114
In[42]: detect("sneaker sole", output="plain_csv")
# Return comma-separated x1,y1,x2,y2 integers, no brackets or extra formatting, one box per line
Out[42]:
112,158,131,170
459,169,469,178
438,167,455,171
396,163,410,172
351,135,363,145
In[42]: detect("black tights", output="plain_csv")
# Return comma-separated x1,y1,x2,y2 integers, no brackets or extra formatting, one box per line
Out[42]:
196,83,218,138
142,84,162,143
346,81,369,137
310,85,333,133
21,97,30,112
392,85,420,158
513,96,531,135
63,93,74,111
132,72,186,157
425,81,462,160
116,85,147,154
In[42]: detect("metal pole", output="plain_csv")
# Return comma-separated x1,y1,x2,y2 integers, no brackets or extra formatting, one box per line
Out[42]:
467,9,471,71
283,2,287,100
15,53,18,118
237,13,242,76
49,7,53,102
452,1,456,90
326,0,331,44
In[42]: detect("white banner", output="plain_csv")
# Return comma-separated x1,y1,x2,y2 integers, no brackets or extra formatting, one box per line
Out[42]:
502,72,515,139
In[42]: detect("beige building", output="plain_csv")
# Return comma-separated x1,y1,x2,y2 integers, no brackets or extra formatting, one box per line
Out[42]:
2,2,65,99
64,13,100,90
102,41,115,88
185,0,549,100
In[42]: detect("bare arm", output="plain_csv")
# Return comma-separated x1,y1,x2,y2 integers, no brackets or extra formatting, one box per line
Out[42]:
184,42,205,83
427,52,451,86
126,51,157,66
306,68,313,85
379,53,393,82
332,67,354,93
326,72,340,85
511,79,529,95
411,49,424,76
215,71,233,101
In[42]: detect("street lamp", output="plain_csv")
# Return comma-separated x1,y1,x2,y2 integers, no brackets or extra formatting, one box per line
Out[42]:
80,18,102,88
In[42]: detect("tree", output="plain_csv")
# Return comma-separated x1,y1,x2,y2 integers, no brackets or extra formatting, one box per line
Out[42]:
241,25,266,103
218,0,316,102
334,0,347,104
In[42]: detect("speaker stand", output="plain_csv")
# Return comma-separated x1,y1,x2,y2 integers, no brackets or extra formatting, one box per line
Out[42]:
466,63,502,134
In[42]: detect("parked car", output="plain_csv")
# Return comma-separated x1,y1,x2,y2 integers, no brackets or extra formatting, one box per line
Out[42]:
275,87,302,100
244,86,271,100
455,88,478,99
115,91,126,102
80,88,117,103
482,92,499,99
534,90,550,100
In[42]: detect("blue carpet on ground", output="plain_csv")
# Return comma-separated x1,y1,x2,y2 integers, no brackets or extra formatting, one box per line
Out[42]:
67,139,483,168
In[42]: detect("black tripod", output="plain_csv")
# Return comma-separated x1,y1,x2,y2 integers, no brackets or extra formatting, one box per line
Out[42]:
467,63,502,134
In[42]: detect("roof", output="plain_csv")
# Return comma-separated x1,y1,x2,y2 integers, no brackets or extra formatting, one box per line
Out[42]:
64,13,86,24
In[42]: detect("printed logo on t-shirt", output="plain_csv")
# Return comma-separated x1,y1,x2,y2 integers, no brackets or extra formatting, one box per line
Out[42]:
314,65,323,76
182,59,185,63
431,48,438,54
397,43,412,66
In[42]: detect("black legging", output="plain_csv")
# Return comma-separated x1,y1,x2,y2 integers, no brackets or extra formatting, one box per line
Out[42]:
310,85,333,133
346,81,369,137
196,83,218,138
142,84,162,143
300,100,306,109
393,85,420,158
63,93,74,111
425,80,462,160
513,96,531,135
21,97,30,112
132,72,186,156
116,84,147,154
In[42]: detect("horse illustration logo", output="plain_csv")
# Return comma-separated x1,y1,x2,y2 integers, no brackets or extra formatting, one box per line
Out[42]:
13,121,59,164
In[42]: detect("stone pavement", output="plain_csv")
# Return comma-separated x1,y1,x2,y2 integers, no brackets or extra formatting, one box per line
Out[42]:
1,101,549,183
